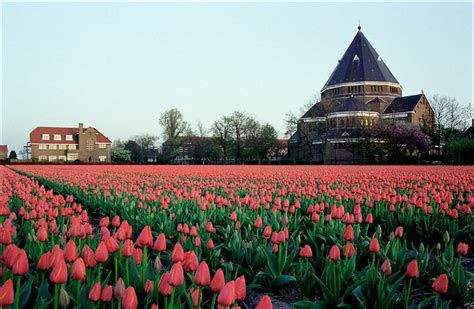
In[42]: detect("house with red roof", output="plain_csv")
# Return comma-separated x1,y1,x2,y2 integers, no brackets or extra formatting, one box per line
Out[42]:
0,145,8,161
29,123,112,163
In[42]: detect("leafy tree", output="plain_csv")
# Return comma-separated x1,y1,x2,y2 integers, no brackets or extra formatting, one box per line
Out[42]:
124,140,143,162
111,147,132,162
159,108,189,141
246,122,278,163
8,150,17,160
447,138,474,164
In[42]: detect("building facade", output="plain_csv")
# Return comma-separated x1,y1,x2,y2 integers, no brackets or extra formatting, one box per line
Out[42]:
30,123,112,163
289,26,434,163
0,145,8,161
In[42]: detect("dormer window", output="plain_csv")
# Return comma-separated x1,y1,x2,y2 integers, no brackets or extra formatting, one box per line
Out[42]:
54,134,61,141
65,135,73,141
42,134,50,140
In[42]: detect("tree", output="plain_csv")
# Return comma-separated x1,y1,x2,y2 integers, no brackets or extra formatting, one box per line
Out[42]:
159,108,189,141
370,122,430,163
124,140,143,162
196,120,207,138
133,134,158,151
111,140,131,162
227,111,258,161
246,122,278,163
211,116,233,160
430,94,472,143
8,150,17,160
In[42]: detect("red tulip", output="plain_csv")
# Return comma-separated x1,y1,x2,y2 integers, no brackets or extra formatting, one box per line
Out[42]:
254,217,263,228
171,243,184,263
207,239,214,250
182,251,199,272
381,259,392,275
369,237,380,253
328,245,340,261
235,275,246,301
64,240,78,263
144,279,154,294
136,225,153,248
299,245,313,258
0,279,14,306
210,268,225,293
95,241,109,263
343,225,354,241
256,295,273,309
158,272,172,296
262,226,272,239
153,233,166,252
37,227,48,242
114,278,125,299
395,226,403,238
169,261,184,287
101,285,113,302
406,260,419,278
122,286,138,309
37,252,52,270
122,239,134,257
132,248,142,265
365,213,373,224
195,261,211,286
457,242,469,255
432,274,448,294
342,242,355,258
217,280,235,307
13,249,29,275
50,258,68,284
88,282,101,302
112,215,120,228
71,257,86,282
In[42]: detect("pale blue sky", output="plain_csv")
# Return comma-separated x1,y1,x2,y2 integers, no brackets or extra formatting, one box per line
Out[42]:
2,2,472,153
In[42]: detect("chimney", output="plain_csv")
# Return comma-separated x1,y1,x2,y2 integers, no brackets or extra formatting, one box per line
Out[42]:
79,123,84,134
472,118,474,127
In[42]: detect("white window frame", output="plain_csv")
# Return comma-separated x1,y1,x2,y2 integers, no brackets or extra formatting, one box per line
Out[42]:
54,134,61,141
65,135,73,141
59,144,67,150
58,155,67,161
68,145,77,150
67,153,79,161
48,155,57,162
99,155,107,162
39,144,47,150
42,134,50,140
98,143,107,149
49,144,57,150
38,155,47,161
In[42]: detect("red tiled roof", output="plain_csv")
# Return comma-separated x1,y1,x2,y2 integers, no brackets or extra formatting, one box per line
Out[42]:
30,126,112,144
0,145,8,154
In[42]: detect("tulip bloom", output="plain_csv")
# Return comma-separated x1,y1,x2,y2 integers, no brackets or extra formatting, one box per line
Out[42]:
182,251,199,272
88,282,101,302
342,242,355,258
256,295,272,309
50,258,68,284
210,268,225,293
328,245,340,261
101,285,113,302
218,280,235,307
122,287,138,309
457,242,469,255
153,233,166,253
195,261,211,286
369,237,380,253
13,249,28,276
64,240,78,263
169,262,184,287
343,225,354,241
432,274,448,294
299,245,313,258
71,257,86,282
0,279,14,306
114,278,125,299
381,259,392,275
157,272,172,296
95,241,109,263
136,225,153,248
235,275,246,301
406,260,419,278
171,242,184,263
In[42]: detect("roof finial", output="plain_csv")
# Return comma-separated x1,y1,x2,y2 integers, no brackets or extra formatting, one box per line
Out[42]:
358,20,361,31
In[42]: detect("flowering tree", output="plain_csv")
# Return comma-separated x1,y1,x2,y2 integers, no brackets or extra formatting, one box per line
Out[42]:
370,122,431,163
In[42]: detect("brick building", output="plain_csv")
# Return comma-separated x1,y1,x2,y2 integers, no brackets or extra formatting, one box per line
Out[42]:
289,26,434,163
0,145,8,161
30,123,112,163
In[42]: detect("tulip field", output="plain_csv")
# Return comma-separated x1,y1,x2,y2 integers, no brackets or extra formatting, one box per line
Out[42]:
0,165,473,308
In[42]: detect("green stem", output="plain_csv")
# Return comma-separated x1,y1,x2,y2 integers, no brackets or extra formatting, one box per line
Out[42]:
169,287,175,309
197,286,203,309
210,292,217,309
14,276,21,309
142,246,148,287
53,283,59,309
125,259,130,286
164,296,168,309
98,263,102,283
76,280,81,304
277,243,282,274
405,278,412,309
114,254,118,284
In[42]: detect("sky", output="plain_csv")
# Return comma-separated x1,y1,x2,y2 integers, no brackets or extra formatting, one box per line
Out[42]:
2,2,473,153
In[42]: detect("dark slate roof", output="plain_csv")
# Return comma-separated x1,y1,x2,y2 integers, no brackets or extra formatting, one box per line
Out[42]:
367,97,387,105
383,94,422,114
461,126,474,138
323,29,399,90
332,96,368,113
326,127,364,140
301,102,326,118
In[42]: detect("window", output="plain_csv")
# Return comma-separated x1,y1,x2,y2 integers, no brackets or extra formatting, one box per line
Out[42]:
42,134,50,140
86,138,94,151
98,143,107,149
58,155,67,161
49,144,57,150
39,144,47,150
65,135,73,141
54,134,61,141
99,155,107,162
68,145,77,150
38,155,47,161
48,155,57,162
59,144,67,150
67,153,79,161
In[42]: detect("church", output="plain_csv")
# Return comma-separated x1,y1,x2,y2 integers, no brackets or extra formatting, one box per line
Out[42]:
289,26,435,164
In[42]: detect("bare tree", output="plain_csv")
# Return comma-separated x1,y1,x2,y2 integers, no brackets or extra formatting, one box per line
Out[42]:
430,94,472,143
159,108,190,141
228,111,258,161
196,120,207,138
211,116,233,160
132,134,158,150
